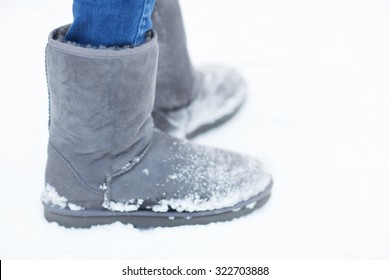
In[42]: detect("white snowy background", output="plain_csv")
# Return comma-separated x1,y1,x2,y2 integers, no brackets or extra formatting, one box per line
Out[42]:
0,0,389,259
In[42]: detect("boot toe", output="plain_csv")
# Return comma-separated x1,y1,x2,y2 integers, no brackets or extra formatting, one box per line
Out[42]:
155,137,272,212
108,131,272,214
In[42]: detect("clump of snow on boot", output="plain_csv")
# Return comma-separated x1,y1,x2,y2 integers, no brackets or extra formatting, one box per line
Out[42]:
41,184,85,211
102,189,144,212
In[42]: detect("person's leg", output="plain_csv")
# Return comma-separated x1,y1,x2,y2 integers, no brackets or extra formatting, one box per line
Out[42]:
64,0,155,47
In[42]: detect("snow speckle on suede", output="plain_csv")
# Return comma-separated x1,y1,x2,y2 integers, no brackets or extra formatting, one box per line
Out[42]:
142,169,150,176
151,140,270,213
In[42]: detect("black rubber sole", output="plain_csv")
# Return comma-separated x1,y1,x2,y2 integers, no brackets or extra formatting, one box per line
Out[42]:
44,183,272,229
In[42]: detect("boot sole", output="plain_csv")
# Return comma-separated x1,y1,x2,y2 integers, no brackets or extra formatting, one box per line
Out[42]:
44,182,272,229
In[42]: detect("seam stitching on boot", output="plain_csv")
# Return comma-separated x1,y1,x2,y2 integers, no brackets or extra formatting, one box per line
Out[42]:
102,140,152,207
48,142,102,195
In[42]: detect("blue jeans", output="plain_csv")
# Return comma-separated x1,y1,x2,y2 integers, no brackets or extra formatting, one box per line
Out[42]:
65,0,156,47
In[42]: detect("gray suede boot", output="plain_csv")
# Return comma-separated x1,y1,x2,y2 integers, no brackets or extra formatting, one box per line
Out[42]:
152,0,247,138
42,25,272,228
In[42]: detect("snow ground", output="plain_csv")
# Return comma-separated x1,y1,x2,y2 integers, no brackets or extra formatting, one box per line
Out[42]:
0,0,389,259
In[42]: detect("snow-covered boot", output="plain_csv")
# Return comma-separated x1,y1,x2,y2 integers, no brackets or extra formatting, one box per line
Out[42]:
42,25,272,228
152,0,247,138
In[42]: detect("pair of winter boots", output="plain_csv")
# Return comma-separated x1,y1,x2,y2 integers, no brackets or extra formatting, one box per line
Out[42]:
42,0,272,228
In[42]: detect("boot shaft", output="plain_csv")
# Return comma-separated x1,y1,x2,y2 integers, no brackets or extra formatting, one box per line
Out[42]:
153,0,196,110
46,25,159,189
